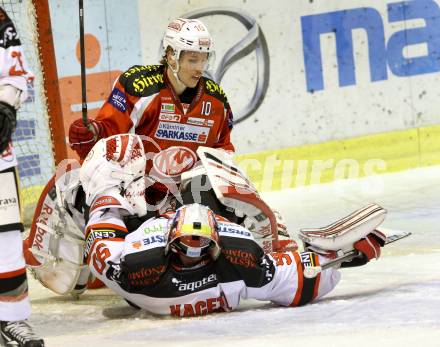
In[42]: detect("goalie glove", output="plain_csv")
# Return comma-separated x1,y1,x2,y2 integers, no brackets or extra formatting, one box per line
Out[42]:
69,118,103,159
0,101,17,153
342,229,386,268
80,134,147,216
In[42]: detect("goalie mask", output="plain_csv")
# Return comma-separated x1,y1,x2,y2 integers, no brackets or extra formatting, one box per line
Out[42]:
161,18,215,72
166,203,220,260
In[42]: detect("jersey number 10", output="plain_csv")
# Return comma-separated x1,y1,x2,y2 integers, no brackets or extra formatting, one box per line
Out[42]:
201,101,212,116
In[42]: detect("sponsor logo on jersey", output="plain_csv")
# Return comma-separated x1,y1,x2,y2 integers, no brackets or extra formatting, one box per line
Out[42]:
187,117,214,127
222,249,258,268
218,224,252,238
141,235,166,247
123,65,159,78
205,80,226,97
132,72,164,93
127,264,166,286
85,230,117,257
300,252,316,267
129,235,166,251
161,103,175,113
0,197,17,208
172,274,217,292
153,146,197,177
159,113,181,122
155,122,209,144
143,225,167,234
108,88,126,113
182,103,190,115
132,241,142,249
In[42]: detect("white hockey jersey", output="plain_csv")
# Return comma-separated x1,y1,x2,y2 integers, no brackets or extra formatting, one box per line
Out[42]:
0,7,33,171
85,209,341,317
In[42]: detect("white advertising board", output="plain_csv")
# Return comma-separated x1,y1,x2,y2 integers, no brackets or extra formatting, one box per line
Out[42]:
137,0,440,154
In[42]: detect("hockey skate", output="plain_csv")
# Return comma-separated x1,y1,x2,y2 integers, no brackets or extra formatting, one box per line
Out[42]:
0,320,44,347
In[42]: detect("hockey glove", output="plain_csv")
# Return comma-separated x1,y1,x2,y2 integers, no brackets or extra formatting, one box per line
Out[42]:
0,101,17,153
342,229,386,268
69,118,103,159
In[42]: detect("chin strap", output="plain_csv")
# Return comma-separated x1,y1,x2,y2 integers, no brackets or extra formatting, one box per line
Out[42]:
167,59,187,91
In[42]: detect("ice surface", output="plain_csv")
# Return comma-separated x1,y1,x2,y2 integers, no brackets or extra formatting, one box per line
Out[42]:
23,166,440,347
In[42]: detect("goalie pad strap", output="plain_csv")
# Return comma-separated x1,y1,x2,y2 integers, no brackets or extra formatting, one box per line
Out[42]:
34,222,84,246
290,252,321,307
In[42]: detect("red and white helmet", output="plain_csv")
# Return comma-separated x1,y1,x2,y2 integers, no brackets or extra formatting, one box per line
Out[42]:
162,18,215,69
166,203,220,259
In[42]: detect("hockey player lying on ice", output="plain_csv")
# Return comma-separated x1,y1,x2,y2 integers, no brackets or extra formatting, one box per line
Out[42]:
24,134,392,317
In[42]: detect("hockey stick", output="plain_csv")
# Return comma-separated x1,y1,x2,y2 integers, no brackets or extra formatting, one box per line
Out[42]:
303,229,412,278
78,0,97,138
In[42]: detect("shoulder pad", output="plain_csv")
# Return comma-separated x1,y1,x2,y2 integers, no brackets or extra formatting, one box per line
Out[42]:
119,65,165,97
203,78,228,104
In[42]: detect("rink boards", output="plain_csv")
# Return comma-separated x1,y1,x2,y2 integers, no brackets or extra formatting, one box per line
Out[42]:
47,0,440,192
16,0,440,222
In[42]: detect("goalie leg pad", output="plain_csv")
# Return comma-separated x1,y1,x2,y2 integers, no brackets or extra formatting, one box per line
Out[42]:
24,173,87,295
299,204,386,254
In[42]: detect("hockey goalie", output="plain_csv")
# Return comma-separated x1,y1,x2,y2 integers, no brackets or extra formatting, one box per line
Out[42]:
24,131,297,293
23,134,408,316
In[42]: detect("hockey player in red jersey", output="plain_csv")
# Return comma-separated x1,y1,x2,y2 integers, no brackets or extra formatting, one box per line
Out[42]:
69,18,234,168
67,18,237,290
0,6,44,347
66,18,293,252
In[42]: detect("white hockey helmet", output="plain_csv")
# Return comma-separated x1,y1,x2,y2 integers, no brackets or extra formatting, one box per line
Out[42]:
166,203,220,260
162,18,215,69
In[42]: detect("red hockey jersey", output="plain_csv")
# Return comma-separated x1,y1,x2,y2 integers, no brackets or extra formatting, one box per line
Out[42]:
96,65,234,179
